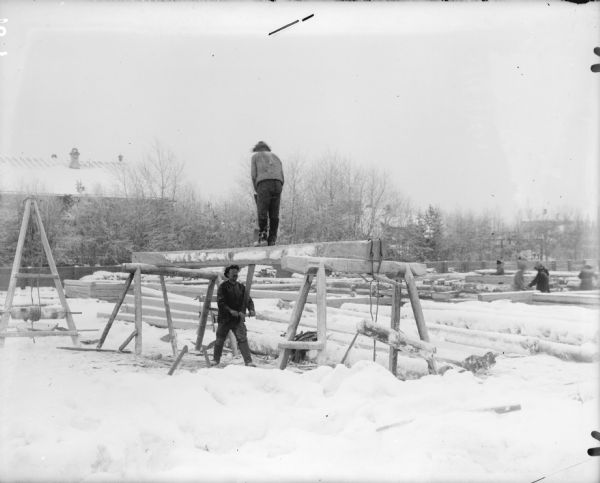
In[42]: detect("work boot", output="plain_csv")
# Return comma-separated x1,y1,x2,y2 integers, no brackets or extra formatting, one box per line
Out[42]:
267,234,277,246
254,231,268,247
245,362,257,367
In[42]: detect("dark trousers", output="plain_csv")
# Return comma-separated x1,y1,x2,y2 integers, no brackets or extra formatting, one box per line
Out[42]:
213,320,253,364
256,179,282,244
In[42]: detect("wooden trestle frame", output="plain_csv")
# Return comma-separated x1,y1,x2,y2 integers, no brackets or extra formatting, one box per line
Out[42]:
0,198,80,347
126,240,436,375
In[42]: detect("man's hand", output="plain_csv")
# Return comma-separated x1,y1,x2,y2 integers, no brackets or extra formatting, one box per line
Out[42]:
249,310,256,318
230,310,239,318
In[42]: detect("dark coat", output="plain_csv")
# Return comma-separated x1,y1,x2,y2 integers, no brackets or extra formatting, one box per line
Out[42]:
529,268,550,293
217,280,255,324
578,267,596,290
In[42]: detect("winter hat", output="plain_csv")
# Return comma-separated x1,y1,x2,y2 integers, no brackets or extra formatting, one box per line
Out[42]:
252,141,271,152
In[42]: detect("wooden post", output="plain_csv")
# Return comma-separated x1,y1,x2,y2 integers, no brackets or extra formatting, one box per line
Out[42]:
133,267,143,355
168,345,188,376
404,266,437,374
195,277,216,350
0,199,32,348
388,277,402,376
242,264,255,317
31,200,80,347
119,329,137,352
97,272,134,349
277,271,315,369
315,261,328,364
160,275,178,357
340,331,360,364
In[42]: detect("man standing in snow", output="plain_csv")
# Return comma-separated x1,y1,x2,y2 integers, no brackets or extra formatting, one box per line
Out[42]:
513,257,527,290
495,260,505,275
578,264,597,290
251,141,284,246
528,263,550,293
213,265,256,367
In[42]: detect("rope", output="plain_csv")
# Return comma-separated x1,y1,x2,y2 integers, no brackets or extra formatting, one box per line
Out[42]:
367,239,384,361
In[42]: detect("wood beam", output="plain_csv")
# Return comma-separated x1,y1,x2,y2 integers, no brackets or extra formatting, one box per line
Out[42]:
121,263,219,280
132,240,384,268
281,256,427,277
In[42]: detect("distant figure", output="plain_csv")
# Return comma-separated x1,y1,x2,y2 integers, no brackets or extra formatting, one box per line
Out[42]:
528,263,550,293
578,264,597,291
513,257,527,290
251,141,284,246
495,260,505,275
513,269,526,291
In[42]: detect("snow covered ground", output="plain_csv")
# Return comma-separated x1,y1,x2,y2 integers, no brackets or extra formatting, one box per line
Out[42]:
1,290,599,482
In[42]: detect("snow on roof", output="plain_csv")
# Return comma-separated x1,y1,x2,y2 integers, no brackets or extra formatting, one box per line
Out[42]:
0,155,124,197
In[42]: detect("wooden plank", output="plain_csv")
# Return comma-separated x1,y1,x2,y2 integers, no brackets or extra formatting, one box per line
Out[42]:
97,311,199,330
31,200,80,347
1,199,32,347
0,330,80,338
195,278,216,350
532,292,600,306
121,263,219,280
14,273,60,279
477,291,534,303
404,266,437,374
465,275,517,284
242,264,255,318
356,319,436,356
141,282,388,307
124,294,199,313
97,272,134,349
281,256,427,277
119,329,137,352
315,261,327,363
160,275,178,357
134,268,142,354
389,277,402,375
278,340,326,350
168,345,189,375
119,304,198,320
277,272,315,369
132,240,383,267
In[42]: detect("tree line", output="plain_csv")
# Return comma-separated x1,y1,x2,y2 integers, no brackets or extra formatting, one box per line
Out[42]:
0,146,597,267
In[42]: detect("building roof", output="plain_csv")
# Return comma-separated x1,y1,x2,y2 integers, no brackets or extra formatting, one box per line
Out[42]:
0,155,124,197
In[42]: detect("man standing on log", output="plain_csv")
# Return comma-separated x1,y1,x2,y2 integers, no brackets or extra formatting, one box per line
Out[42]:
213,264,256,367
251,141,284,246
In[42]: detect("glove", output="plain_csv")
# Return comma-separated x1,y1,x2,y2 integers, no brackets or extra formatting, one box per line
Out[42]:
249,310,256,317
230,310,239,318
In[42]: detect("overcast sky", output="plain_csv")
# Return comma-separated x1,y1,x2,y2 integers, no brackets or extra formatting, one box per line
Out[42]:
0,1,598,221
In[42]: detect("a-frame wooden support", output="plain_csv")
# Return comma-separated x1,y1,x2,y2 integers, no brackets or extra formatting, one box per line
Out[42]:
278,255,437,375
0,198,80,347
277,261,328,369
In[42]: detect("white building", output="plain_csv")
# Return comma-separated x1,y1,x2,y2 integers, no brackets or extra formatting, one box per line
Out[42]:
0,148,123,197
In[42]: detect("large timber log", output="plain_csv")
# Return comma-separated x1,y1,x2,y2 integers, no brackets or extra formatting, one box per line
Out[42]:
132,240,384,268
120,263,220,280
356,319,436,359
281,256,427,277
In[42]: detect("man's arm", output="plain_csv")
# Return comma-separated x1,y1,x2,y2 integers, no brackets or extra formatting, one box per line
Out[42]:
251,155,258,191
528,273,538,288
247,294,255,316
